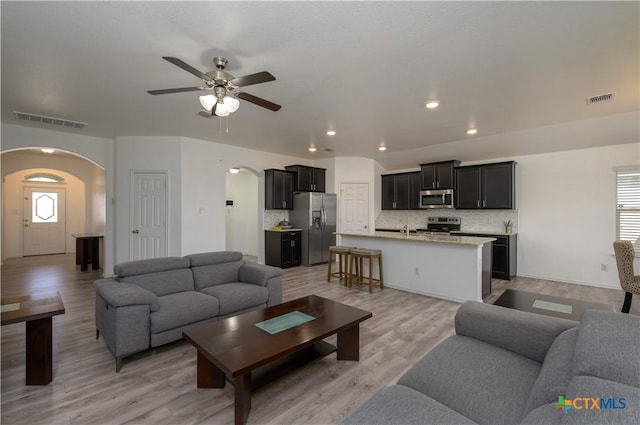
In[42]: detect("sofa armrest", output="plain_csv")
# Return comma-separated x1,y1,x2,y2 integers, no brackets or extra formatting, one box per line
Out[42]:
94,278,159,312
238,262,283,287
455,301,579,363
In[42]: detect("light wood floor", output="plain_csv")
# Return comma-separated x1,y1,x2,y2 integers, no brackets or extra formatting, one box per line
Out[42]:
1,254,636,424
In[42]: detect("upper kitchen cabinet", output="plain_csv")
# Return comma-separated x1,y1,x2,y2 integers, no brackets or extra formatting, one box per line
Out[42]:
455,161,516,209
408,172,422,209
420,160,460,190
382,173,410,210
264,169,295,209
285,165,326,192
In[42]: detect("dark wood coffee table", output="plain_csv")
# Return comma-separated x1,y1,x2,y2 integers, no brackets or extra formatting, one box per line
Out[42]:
182,295,372,425
493,289,614,321
1,292,65,385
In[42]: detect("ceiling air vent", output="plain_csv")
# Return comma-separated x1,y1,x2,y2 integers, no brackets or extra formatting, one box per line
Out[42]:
322,148,334,152
13,111,87,129
586,92,615,105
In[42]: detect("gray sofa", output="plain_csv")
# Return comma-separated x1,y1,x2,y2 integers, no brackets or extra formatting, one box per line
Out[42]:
343,301,640,425
94,251,282,371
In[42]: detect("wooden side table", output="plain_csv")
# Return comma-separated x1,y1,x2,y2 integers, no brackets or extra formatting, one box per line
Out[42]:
1,292,65,385
72,233,104,271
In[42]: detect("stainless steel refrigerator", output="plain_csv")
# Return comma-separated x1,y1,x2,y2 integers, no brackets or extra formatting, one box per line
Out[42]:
289,192,337,266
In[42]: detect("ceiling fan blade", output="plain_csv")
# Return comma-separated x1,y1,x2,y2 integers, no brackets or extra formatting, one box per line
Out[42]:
237,92,281,111
197,111,213,118
147,86,208,95
162,56,213,82
231,71,276,87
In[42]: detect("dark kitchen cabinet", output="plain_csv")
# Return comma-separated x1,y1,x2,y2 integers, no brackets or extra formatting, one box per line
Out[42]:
420,160,460,189
458,233,517,280
265,230,301,268
382,173,410,210
265,169,294,209
409,172,422,209
285,165,326,192
455,161,516,209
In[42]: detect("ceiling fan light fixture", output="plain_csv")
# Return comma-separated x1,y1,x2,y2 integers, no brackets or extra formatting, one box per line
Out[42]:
199,94,216,111
224,96,240,113
425,100,440,109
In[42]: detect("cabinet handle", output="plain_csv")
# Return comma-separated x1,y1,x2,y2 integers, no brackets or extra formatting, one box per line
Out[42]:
477,200,480,208
291,240,295,247
436,181,440,188
483,199,486,208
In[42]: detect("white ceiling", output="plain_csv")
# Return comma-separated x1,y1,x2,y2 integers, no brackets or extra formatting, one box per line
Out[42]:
2,1,638,169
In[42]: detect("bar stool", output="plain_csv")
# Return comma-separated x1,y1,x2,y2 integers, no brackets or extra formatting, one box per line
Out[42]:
348,248,384,293
327,246,357,284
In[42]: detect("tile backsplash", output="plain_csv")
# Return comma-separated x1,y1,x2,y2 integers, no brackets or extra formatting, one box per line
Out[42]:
375,209,518,234
264,210,290,229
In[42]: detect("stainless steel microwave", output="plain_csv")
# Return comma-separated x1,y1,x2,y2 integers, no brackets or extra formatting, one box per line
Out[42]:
419,189,454,209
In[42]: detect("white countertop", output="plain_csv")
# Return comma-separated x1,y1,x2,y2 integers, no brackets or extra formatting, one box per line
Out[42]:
452,230,517,237
336,231,495,246
265,228,303,232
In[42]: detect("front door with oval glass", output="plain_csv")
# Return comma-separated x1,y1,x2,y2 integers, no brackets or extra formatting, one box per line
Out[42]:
23,188,67,256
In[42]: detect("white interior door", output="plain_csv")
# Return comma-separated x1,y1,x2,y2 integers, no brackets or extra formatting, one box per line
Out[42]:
131,172,168,260
340,183,369,234
23,187,66,256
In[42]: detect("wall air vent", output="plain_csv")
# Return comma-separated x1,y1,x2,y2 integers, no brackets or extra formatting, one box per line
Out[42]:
322,148,334,152
586,92,616,105
13,111,87,129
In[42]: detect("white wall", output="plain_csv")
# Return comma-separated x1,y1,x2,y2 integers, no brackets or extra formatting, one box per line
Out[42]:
512,143,639,288
225,170,259,256
115,136,182,263
332,157,379,235
177,137,313,261
3,168,85,257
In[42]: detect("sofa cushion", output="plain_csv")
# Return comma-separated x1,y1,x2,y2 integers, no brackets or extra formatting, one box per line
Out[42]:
398,335,541,425
341,385,478,425
559,376,640,424
521,404,563,425
191,262,244,290
572,310,640,388
199,282,268,316
114,257,190,277
121,268,195,297
456,301,578,363
150,291,220,333
525,327,579,414
186,251,243,267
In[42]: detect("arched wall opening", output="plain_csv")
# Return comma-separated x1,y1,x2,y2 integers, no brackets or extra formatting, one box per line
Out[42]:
225,166,260,260
1,149,106,265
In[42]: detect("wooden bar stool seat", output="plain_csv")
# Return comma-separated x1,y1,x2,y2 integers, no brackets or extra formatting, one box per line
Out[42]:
348,248,384,293
327,246,357,284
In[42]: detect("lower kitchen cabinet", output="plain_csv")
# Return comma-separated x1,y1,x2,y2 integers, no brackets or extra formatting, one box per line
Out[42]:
265,230,301,268
458,233,517,280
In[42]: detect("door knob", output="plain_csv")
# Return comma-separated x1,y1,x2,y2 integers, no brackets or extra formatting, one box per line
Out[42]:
132,230,139,234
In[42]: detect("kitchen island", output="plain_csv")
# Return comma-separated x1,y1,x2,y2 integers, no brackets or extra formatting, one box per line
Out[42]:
336,231,495,302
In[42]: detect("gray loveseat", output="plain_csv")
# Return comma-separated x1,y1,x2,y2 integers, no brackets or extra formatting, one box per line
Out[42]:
343,301,640,425
94,251,282,371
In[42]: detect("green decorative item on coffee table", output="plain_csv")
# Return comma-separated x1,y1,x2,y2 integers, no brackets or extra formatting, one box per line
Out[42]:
255,311,315,334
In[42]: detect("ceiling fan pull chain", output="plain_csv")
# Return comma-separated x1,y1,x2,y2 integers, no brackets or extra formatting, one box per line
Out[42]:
226,116,230,135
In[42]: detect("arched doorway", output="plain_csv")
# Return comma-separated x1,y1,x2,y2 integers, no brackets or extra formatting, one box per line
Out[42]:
1,149,106,266
225,167,260,261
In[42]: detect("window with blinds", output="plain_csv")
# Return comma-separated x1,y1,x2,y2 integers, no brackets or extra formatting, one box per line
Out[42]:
616,170,640,254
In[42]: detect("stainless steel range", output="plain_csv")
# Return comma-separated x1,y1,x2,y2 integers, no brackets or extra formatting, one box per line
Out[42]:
416,217,461,235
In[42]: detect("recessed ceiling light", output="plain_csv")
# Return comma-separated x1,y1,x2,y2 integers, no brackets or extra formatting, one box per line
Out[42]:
466,128,478,135
425,101,440,109
309,147,317,152
41,148,55,154
326,130,336,136
229,168,240,174
378,146,387,151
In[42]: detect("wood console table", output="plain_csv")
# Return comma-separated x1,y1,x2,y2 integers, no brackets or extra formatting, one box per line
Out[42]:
1,292,65,385
72,233,103,271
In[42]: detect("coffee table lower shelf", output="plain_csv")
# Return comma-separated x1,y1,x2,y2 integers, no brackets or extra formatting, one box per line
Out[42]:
197,340,336,391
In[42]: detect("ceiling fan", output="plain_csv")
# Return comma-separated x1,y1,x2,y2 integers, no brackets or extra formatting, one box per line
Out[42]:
148,56,281,116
